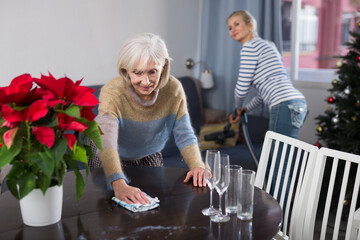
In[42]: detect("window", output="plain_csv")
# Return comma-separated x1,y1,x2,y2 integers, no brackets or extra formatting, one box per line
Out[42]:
342,13,353,45
281,0,360,82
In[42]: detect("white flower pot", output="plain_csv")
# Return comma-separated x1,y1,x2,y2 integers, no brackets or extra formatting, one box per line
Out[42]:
19,185,63,227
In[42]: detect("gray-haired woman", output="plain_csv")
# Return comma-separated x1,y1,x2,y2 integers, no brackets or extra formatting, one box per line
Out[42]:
92,33,205,204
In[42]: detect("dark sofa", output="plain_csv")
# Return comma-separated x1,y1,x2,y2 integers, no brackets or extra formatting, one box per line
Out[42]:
89,76,268,171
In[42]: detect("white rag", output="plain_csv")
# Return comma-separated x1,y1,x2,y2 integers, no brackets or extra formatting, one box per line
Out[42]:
112,194,160,212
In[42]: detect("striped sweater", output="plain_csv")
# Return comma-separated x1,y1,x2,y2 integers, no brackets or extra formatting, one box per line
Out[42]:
234,37,304,111
97,75,204,184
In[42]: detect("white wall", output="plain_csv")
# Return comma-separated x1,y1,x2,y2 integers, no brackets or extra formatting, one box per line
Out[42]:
0,0,199,86
0,0,330,144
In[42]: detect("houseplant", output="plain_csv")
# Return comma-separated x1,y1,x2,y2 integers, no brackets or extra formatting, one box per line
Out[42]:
0,73,102,225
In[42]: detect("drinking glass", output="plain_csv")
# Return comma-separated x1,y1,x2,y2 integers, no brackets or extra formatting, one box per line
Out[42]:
210,153,230,222
237,169,255,220
201,150,220,216
225,165,242,214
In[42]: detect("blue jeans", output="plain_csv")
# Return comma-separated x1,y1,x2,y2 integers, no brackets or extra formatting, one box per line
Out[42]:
267,99,308,205
269,98,308,139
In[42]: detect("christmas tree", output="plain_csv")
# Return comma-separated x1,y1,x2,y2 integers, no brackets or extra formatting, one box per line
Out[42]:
315,31,360,155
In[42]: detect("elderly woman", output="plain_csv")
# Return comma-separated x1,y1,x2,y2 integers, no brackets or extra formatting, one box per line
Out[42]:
95,33,205,204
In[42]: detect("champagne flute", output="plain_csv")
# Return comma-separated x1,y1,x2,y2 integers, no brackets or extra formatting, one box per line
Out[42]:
201,150,220,216
210,153,230,222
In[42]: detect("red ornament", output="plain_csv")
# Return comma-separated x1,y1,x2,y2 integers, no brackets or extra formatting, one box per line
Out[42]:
327,96,335,103
357,55,360,61
315,142,322,148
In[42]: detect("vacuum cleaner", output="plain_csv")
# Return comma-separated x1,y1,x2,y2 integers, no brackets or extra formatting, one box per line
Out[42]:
204,109,260,167
204,109,237,145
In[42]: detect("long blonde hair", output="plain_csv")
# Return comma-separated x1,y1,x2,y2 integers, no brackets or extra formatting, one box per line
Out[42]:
227,10,258,37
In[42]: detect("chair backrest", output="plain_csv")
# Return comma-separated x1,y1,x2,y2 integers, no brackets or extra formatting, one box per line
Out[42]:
301,147,360,240
255,131,319,238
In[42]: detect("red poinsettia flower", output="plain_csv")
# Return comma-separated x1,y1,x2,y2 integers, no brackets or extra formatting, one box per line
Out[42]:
80,107,96,121
32,126,55,148
3,128,18,148
1,99,48,124
1,105,25,124
63,134,76,150
57,113,88,132
0,74,33,105
2,99,49,148
33,74,99,108
0,72,103,202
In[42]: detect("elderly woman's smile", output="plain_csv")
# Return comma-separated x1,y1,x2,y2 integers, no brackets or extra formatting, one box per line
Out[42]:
127,60,162,100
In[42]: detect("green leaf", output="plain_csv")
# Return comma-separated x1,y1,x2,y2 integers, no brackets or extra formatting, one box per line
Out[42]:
74,168,85,201
83,121,103,151
34,113,58,127
84,144,93,159
64,105,81,118
17,172,36,200
0,137,22,169
50,138,67,163
54,160,67,186
6,178,20,200
37,174,51,194
33,152,55,178
72,145,88,164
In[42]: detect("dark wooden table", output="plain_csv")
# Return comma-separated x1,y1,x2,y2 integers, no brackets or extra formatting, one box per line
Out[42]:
0,166,282,239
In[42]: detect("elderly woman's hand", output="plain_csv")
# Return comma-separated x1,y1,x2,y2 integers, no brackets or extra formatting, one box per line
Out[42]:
184,167,206,187
112,179,150,204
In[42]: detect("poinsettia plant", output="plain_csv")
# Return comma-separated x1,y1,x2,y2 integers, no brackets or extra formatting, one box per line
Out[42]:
0,73,102,200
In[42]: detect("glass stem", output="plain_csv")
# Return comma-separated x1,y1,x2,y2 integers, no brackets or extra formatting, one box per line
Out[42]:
209,188,214,208
218,193,223,215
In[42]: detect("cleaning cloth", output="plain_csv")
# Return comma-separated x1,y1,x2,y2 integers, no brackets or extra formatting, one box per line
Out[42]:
112,194,160,212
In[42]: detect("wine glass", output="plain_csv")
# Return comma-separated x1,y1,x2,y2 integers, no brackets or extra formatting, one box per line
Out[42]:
210,153,230,222
201,150,220,216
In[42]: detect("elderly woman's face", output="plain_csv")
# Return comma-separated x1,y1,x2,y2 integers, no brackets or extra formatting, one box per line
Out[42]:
127,60,163,100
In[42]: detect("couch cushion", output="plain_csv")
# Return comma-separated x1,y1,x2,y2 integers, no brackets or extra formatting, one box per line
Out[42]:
177,77,202,134
87,85,102,116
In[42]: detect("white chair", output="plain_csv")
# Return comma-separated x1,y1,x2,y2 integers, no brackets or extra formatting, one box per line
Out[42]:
352,208,360,239
255,131,319,239
301,147,360,240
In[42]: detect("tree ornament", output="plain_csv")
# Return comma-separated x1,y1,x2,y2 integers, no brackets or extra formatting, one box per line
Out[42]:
356,100,360,108
332,79,338,85
344,87,351,95
352,116,357,121
336,59,343,67
316,125,323,133
332,115,339,124
357,55,360,62
327,96,336,103
358,21,360,28
325,105,333,113
315,142,322,148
